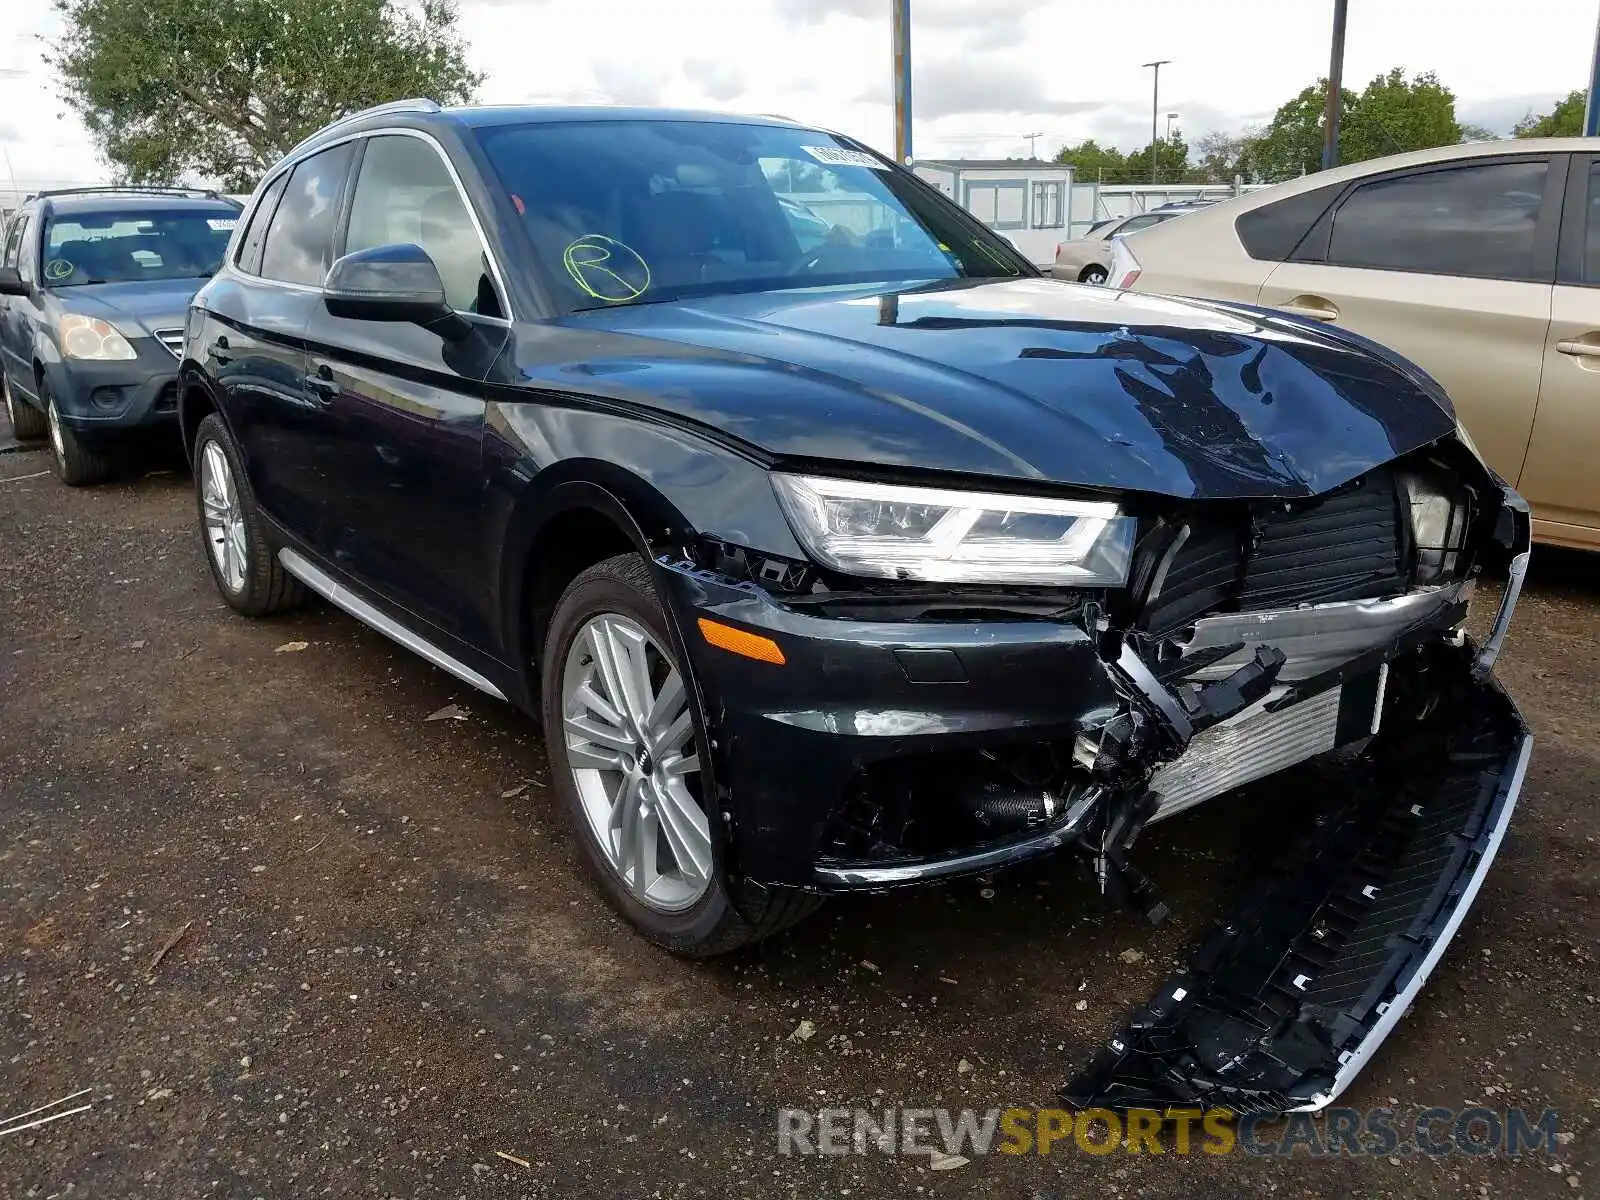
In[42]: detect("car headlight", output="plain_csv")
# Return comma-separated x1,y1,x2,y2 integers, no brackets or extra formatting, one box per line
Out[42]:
59,315,137,361
771,473,1135,586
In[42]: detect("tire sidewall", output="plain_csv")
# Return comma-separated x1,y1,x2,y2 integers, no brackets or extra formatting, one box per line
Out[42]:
541,557,737,949
193,413,257,608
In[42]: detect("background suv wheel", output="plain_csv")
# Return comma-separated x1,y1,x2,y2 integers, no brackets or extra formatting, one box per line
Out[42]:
541,552,821,956
193,412,304,616
43,380,112,486
3,372,47,440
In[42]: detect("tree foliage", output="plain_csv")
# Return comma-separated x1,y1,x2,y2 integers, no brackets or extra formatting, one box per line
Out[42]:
1513,89,1585,138
1341,69,1460,162
1052,138,1129,180
52,0,483,190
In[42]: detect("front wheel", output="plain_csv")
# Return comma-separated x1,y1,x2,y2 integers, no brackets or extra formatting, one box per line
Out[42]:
541,552,821,956
43,382,112,486
193,412,304,617
3,372,46,440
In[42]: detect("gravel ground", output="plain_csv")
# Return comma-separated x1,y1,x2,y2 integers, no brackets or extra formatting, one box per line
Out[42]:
1,428,1596,1199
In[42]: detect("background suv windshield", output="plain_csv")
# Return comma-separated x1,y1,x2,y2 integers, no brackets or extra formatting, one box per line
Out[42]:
42,207,238,287
474,119,1028,309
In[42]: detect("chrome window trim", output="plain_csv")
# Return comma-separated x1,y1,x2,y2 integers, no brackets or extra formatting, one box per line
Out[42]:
229,125,514,325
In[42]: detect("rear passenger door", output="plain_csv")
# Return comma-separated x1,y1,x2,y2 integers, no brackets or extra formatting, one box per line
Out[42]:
1520,153,1600,542
307,132,511,655
1256,156,1558,489
0,213,32,393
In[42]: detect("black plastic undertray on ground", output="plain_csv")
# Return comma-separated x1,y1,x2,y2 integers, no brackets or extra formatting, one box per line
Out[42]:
1063,649,1530,1114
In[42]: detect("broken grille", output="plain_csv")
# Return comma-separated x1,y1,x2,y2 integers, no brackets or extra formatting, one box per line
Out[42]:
1143,470,1406,635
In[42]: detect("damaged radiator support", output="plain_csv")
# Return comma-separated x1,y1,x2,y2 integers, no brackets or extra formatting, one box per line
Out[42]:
1062,644,1531,1113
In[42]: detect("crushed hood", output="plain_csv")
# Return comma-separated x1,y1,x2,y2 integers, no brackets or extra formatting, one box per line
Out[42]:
553,278,1458,501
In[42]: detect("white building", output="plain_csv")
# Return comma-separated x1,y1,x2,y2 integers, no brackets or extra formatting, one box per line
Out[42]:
912,158,1074,267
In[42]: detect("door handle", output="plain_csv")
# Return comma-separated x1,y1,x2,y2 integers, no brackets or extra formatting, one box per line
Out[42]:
305,364,340,402
208,336,232,364
1278,297,1340,322
1555,338,1600,359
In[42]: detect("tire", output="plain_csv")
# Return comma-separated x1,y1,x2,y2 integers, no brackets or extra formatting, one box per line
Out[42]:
42,380,112,486
193,412,304,617
1079,265,1109,285
3,371,46,440
541,552,822,956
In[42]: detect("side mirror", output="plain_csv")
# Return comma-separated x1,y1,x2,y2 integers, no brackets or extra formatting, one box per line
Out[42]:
0,266,27,297
323,243,456,329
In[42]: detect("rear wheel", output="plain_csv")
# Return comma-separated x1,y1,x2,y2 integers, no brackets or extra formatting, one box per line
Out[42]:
1079,265,1109,285
43,381,112,486
3,372,46,440
541,552,821,955
193,412,304,616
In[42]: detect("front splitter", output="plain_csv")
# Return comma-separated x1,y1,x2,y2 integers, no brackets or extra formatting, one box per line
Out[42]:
1063,645,1531,1114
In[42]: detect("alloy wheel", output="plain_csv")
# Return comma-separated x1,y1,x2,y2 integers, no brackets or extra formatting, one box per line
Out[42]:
1084,267,1108,285
199,440,248,593
46,397,65,461
561,613,711,912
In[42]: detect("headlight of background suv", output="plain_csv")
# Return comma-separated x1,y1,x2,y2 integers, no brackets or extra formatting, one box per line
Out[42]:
59,315,137,361
771,473,1136,586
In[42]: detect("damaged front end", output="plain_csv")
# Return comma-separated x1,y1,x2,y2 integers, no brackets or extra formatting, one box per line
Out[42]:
662,436,1530,1114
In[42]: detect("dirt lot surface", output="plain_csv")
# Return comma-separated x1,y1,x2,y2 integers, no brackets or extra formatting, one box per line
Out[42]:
1,429,1596,1199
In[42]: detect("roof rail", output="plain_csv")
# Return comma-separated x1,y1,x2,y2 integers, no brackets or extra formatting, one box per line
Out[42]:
28,185,233,203
281,97,443,161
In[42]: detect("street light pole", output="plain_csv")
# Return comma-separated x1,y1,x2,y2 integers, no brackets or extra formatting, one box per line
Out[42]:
1321,0,1348,170
1166,112,1179,140
892,0,913,164
1142,60,1170,185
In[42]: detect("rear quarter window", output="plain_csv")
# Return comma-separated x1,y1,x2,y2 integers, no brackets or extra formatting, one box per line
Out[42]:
1234,181,1345,261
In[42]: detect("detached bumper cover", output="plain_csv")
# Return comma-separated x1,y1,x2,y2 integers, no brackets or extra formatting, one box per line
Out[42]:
1063,645,1530,1114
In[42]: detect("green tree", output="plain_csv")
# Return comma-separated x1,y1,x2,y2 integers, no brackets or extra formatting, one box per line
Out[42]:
1341,69,1460,162
1052,138,1128,181
1124,135,1191,185
52,0,483,190
1192,130,1257,183
1251,80,1353,181
1513,89,1585,137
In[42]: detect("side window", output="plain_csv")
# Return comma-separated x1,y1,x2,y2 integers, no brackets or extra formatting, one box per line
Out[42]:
260,142,355,286
236,173,290,276
14,216,34,284
2,213,26,269
1235,180,1343,261
1582,162,1600,283
1117,214,1163,235
344,134,499,315
1326,160,1548,280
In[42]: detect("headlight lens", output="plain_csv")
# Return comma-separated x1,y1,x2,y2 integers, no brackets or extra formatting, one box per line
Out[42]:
59,315,137,361
771,473,1136,586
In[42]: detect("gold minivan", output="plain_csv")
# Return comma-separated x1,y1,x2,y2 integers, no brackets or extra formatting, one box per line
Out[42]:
1107,138,1600,550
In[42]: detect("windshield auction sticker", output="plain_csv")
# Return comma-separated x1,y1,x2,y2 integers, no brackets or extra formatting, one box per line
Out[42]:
801,145,889,170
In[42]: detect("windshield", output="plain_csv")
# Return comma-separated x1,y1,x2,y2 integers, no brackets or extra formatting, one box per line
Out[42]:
42,207,238,287
474,120,1030,310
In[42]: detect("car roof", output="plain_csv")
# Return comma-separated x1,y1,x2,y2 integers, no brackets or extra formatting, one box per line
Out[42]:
443,104,805,130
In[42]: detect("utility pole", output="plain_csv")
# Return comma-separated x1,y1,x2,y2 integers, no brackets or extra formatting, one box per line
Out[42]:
1166,112,1179,140
1022,131,1043,159
1142,60,1170,184
892,0,913,164
1321,0,1348,170
1586,1,1600,136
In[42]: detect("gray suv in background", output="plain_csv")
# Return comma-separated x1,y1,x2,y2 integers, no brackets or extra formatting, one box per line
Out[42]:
0,187,241,484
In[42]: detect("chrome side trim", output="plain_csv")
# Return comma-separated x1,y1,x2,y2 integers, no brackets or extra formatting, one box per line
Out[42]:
277,548,507,701
1475,549,1528,679
815,821,1078,888
1290,732,1533,1112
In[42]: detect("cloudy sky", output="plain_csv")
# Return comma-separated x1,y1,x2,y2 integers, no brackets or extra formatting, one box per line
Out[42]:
0,0,1594,186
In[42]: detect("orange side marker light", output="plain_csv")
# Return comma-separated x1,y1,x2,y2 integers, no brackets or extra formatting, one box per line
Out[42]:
697,618,786,665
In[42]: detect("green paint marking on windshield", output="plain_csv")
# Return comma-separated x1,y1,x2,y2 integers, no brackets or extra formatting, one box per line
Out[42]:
562,234,651,303
44,258,74,281
968,240,1021,277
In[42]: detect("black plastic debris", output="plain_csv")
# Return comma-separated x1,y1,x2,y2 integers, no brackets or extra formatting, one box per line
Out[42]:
1063,645,1530,1114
